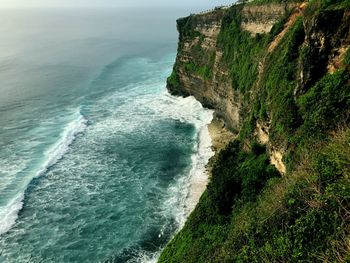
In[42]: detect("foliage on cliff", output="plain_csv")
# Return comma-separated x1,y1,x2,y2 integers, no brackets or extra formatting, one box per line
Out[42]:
160,128,350,262
160,0,350,262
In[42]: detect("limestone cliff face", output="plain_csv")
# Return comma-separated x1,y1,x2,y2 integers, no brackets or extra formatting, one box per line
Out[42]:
167,3,296,132
297,8,350,94
167,3,295,174
241,3,297,35
168,9,241,131
167,2,350,175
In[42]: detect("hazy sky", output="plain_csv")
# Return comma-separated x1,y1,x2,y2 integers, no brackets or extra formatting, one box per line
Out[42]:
1,0,236,8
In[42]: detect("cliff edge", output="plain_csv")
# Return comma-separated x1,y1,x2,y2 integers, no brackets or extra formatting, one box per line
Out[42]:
160,0,350,262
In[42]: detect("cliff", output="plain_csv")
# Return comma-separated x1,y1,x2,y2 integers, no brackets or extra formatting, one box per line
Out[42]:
168,2,297,131
160,0,350,262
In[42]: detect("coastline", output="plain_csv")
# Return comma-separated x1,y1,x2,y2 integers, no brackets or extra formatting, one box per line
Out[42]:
185,115,235,216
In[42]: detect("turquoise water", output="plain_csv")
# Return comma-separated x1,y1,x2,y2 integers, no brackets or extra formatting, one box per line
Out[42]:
0,8,213,262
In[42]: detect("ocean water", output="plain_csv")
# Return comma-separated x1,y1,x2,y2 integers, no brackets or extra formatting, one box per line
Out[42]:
0,8,214,262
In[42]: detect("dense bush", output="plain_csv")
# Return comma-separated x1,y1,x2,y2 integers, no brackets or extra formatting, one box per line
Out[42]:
209,141,279,215
167,71,180,90
297,70,350,136
344,47,350,66
159,141,280,262
257,17,305,142
217,5,268,93
182,61,213,80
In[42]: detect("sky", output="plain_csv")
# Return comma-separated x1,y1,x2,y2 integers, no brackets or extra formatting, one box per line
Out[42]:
0,0,236,8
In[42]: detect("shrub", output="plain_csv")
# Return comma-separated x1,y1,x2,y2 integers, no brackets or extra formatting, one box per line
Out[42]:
208,141,280,215
167,71,180,89
343,47,350,66
298,70,350,136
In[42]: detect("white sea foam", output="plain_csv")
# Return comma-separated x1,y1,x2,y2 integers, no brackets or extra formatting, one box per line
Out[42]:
139,91,214,263
133,250,161,263
142,90,214,130
34,111,87,178
185,122,214,216
0,194,24,236
158,91,214,225
0,109,87,236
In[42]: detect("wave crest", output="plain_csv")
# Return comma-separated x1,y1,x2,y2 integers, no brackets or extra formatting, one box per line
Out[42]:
0,109,87,236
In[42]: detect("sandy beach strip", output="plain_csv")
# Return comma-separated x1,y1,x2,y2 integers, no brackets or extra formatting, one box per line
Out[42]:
185,115,235,215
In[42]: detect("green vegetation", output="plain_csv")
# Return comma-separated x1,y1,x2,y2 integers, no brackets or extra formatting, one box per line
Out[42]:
177,16,202,42
344,47,350,66
182,61,213,80
167,71,181,90
160,130,350,263
297,70,350,137
168,18,217,85
159,142,281,262
217,6,268,93
250,0,300,5
161,0,350,262
318,0,350,9
209,142,280,216
259,17,305,143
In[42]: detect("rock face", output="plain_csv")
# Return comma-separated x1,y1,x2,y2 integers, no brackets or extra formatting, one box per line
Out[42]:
296,9,350,95
167,2,350,175
168,9,242,132
241,3,296,35
167,3,293,173
167,3,297,134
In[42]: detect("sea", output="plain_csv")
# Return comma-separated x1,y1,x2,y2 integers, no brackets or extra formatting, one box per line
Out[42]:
0,7,214,263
